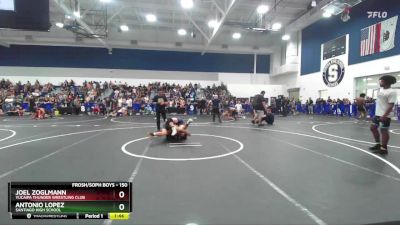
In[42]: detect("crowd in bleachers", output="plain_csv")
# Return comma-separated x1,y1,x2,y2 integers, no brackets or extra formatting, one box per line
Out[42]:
0,79,243,117
1,78,397,119
0,79,55,116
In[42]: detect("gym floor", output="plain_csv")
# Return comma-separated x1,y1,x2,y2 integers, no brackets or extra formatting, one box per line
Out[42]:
0,115,399,225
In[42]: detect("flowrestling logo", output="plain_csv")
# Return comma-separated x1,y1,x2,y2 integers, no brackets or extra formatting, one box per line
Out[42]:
322,59,345,87
367,11,388,19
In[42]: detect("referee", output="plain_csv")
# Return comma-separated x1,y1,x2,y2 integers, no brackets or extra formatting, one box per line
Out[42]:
153,90,168,131
210,94,222,123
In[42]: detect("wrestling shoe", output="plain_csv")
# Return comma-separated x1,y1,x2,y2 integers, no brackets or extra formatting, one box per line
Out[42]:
187,118,193,125
148,132,155,137
171,127,177,136
368,144,381,150
372,147,388,155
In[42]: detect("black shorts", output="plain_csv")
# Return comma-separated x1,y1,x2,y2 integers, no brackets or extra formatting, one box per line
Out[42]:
166,133,187,141
262,114,274,125
357,106,366,112
212,108,220,114
372,116,391,129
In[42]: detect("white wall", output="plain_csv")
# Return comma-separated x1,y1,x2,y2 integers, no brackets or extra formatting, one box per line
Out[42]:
269,73,298,95
267,27,400,102
348,55,400,78
0,66,218,85
270,45,283,75
286,32,300,65
218,73,270,85
227,84,283,99
274,54,400,102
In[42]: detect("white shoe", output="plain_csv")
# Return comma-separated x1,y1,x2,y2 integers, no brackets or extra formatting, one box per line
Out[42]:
187,118,193,125
171,127,177,136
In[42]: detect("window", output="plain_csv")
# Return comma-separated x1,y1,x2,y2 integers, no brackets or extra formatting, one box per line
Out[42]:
0,0,14,11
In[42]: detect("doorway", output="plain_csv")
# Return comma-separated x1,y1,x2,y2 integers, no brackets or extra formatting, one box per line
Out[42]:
288,88,300,100
318,89,328,99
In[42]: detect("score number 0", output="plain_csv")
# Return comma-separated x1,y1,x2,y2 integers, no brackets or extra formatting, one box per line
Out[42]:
118,191,126,211
117,183,128,211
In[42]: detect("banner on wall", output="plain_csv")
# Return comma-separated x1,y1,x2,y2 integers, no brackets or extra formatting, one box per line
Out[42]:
360,15,398,56
321,35,349,87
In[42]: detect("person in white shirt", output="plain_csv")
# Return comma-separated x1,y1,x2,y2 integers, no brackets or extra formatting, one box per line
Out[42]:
369,75,397,154
117,97,123,108
235,100,243,115
126,97,133,115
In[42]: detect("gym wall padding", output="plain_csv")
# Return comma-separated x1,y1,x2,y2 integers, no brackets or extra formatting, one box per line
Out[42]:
0,45,270,73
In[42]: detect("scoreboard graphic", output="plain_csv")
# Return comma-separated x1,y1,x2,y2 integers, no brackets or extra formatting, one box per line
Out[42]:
8,182,132,220
322,35,346,60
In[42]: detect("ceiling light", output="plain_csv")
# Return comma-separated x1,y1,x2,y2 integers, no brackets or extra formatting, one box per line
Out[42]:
100,0,111,2
55,22,64,28
311,0,317,7
323,9,333,18
251,27,267,31
282,34,290,41
208,20,218,28
178,29,187,36
186,223,198,225
232,32,241,39
73,11,81,18
146,14,157,22
271,22,282,31
257,5,269,14
120,25,129,31
180,0,194,9
323,11,332,18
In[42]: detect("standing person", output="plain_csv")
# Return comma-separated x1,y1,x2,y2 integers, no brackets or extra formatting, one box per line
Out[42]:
356,93,367,120
126,96,133,116
73,97,81,115
251,91,266,125
210,94,222,123
29,95,36,114
153,90,168,131
307,97,314,115
235,100,243,118
290,97,297,115
369,75,397,154
105,97,111,116
199,97,207,115
282,97,290,117
270,97,276,114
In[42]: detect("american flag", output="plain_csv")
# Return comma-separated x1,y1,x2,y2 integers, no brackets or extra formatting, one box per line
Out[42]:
360,23,381,56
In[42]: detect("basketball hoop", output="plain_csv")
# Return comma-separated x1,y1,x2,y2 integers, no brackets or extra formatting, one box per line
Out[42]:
341,6,351,22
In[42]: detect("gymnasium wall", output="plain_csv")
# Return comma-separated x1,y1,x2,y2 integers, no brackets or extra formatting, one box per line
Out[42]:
0,45,275,97
292,53,400,101
301,0,400,75
278,0,400,101
0,45,270,73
